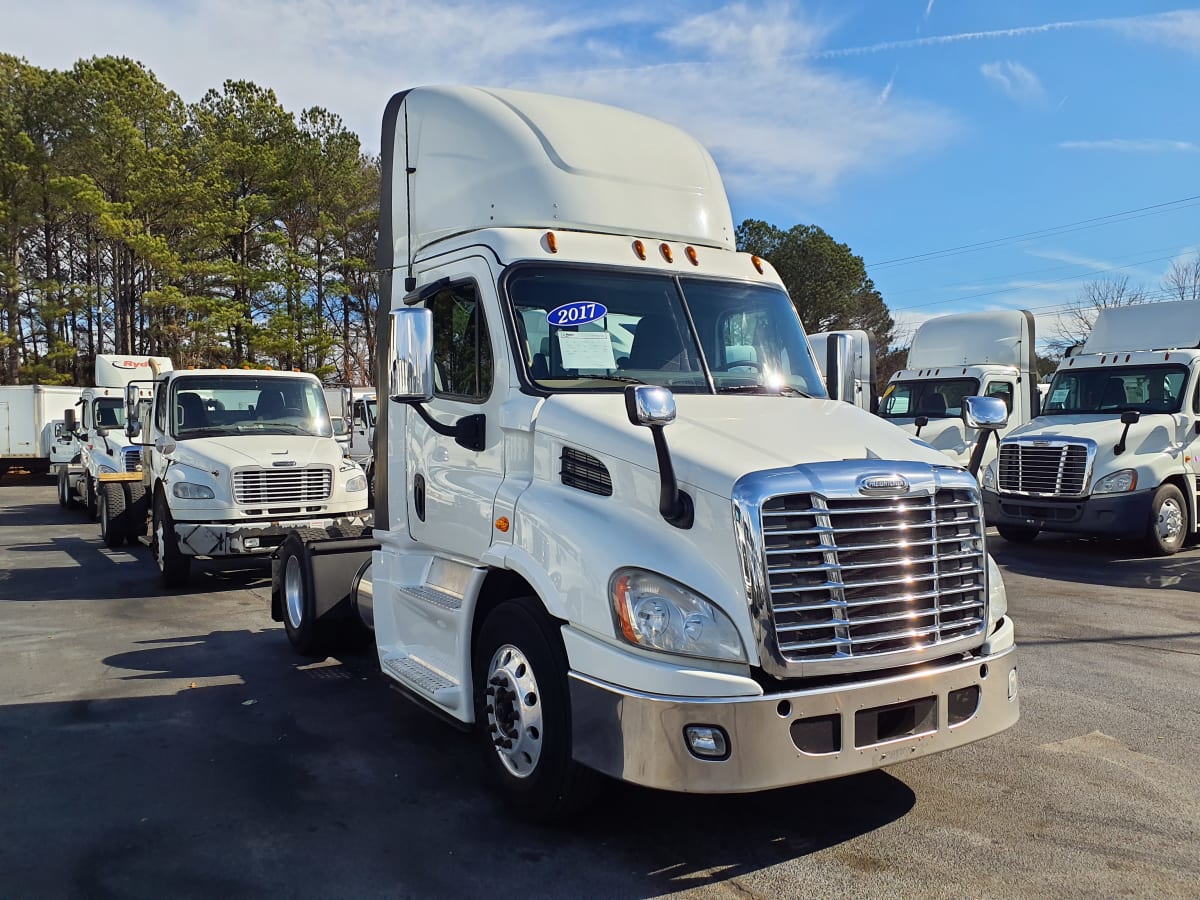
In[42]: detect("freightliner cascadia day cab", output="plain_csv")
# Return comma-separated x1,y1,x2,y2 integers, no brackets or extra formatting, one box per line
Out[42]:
807,330,878,413
878,310,1038,471
0,383,83,480
119,364,371,587
272,86,1019,817
984,300,1200,555
60,355,173,546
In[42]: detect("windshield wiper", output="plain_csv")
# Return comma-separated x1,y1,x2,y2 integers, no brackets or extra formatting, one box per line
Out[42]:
717,384,812,397
571,374,648,385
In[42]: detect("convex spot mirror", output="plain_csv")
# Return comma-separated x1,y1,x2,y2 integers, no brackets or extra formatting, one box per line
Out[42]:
124,383,142,438
389,307,434,403
962,395,1009,431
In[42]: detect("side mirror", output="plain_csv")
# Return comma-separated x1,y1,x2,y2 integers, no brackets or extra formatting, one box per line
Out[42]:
624,385,691,529
331,417,350,440
823,333,854,403
64,408,77,433
389,307,434,402
340,386,352,418
155,434,177,456
914,414,928,437
1120,410,1141,426
125,383,142,438
962,395,1009,431
624,384,676,426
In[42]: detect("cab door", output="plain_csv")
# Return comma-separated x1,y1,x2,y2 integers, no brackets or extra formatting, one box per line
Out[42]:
405,257,506,561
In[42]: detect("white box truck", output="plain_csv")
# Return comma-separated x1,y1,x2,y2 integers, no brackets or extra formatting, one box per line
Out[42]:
984,300,1200,554
270,86,1019,817
878,310,1038,471
0,384,84,480
121,364,371,587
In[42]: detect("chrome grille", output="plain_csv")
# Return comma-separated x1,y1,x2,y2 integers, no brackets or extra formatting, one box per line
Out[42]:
123,448,141,472
998,442,1089,496
233,467,332,505
762,488,986,664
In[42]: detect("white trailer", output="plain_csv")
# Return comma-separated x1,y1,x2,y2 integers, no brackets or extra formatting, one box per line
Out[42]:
807,330,878,412
985,300,1200,554
270,86,1018,818
879,310,1038,471
0,384,84,480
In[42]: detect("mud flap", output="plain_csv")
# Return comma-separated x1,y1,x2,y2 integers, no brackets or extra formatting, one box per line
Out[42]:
269,533,379,623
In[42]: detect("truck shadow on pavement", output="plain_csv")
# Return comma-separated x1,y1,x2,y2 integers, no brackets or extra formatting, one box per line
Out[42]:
989,534,1200,593
0,626,915,898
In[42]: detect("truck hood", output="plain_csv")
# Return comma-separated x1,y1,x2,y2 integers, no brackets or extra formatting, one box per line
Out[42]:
1006,413,1182,446
534,394,950,499
169,434,345,473
879,417,971,461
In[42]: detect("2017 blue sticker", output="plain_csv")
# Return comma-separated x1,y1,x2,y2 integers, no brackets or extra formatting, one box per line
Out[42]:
547,301,607,327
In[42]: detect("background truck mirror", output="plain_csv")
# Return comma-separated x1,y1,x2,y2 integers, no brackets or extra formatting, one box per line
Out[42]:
962,395,1009,431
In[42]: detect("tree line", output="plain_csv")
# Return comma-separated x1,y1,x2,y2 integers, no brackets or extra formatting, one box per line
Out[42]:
2,55,897,388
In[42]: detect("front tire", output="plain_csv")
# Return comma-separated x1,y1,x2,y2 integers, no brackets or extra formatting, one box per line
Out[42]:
473,598,601,820
57,468,76,509
152,489,192,588
997,524,1039,543
99,482,129,550
1146,484,1186,556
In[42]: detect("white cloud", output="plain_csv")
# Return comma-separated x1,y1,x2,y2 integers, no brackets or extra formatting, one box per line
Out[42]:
1024,248,1118,270
1058,138,1200,153
0,0,960,202
980,60,1045,104
1106,9,1200,54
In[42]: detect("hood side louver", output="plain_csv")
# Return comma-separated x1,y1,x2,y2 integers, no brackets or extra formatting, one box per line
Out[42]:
560,447,612,496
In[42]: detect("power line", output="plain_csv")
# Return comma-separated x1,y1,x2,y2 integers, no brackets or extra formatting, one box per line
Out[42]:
868,194,1200,269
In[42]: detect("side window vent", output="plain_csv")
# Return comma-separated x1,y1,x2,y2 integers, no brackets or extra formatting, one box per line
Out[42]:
560,447,612,496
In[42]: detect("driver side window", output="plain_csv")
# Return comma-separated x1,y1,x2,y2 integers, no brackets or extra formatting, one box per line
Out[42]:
429,281,493,402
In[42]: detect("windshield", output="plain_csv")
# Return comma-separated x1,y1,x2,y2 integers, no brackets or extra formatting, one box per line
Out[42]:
94,397,125,429
505,267,826,397
879,378,979,419
171,375,332,439
1042,365,1189,415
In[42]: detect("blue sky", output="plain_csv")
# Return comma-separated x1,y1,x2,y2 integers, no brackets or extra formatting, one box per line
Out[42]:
6,1,1200,347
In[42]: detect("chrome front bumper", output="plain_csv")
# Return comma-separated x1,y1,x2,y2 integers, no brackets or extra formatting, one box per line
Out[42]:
174,513,371,557
569,645,1018,793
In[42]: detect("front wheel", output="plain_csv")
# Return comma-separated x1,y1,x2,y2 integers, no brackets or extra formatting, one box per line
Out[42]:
1145,484,1186,556
99,482,129,550
152,490,192,588
57,468,76,509
473,598,601,820
996,524,1039,543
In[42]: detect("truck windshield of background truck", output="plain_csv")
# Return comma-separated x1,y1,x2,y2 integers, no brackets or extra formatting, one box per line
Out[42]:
879,378,979,419
169,376,333,439
1041,364,1189,415
506,267,826,396
93,397,125,429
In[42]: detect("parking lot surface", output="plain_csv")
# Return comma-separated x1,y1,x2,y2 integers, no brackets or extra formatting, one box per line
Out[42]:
2,475,1198,899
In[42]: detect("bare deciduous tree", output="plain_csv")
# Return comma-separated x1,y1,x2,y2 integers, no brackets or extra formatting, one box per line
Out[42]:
1049,275,1149,355
1163,252,1200,303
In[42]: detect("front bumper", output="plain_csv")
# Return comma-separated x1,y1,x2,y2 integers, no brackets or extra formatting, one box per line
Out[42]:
569,643,1018,793
174,512,371,557
983,488,1154,537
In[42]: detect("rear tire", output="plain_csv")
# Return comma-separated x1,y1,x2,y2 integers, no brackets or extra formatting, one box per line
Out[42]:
153,489,191,588
473,597,602,821
996,524,1039,543
85,477,98,519
57,468,74,508
1145,484,1186,556
99,482,129,550
279,538,332,656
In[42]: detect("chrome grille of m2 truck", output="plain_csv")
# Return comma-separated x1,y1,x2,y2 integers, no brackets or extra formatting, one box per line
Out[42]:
997,441,1091,496
123,448,142,472
761,488,986,664
233,468,332,505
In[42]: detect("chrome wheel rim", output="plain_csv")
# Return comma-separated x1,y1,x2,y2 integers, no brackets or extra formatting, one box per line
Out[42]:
99,492,108,538
1158,497,1184,543
485,643,543,778
284,556,304,630
155,509,166,571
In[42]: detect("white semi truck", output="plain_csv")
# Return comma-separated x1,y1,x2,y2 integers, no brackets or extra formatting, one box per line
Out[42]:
984,300,1200,555
119,365,371,586
807,330,878,412
60,355,173,546
271,86,1019,817
0,384,83,480
879,310,1039,471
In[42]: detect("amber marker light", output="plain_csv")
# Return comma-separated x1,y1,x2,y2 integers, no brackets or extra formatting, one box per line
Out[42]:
660,243,673,263
544,231,558,253
611,573,640,643
751,255,764,274
494,517,510,533
685,246,699,266
633,239,646,260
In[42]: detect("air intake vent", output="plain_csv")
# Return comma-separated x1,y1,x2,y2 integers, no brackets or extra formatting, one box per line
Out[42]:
560,447,612,496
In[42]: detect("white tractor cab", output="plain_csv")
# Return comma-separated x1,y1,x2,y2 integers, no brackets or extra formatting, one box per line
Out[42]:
267,86,1019,819
879,310,1038,471
122,365,371,587
984,300,1200,555
60,355,173,548
807,330,878,413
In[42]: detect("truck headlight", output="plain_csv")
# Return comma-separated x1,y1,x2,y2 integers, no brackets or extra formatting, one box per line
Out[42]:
173,482,215,499
981,462,996,491
987,554,1006,627
346,474,367,492
1094,469,1137,494
97,465,116,475
609,568,746,663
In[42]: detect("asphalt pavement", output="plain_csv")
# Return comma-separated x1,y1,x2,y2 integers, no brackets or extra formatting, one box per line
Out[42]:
1,474,1198,899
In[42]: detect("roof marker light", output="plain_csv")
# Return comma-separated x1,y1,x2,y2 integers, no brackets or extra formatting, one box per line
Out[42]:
660,243,673,263
633,239,646,260
751,255,764,274
685,246,699,266
544,231,558,253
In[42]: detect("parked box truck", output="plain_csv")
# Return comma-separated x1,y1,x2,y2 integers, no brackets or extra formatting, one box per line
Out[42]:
0,384,83,480
270,86,1019,817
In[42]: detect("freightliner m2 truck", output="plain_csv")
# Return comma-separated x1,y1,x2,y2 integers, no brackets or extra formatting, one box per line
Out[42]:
879,310,1038,471
984,300,1200,554
272,86,1019,817
120,364,371,586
